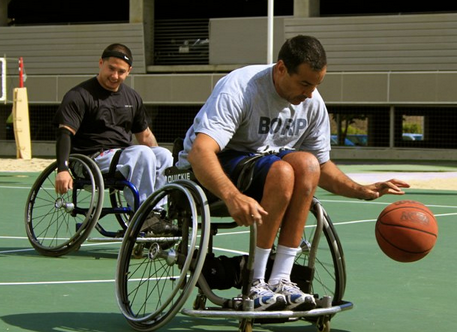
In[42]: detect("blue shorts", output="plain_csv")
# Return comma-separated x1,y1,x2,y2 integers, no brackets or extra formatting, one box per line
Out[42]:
218,149,296,202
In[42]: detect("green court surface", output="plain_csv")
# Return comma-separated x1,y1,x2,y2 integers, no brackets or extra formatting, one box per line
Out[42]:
0,168,456,332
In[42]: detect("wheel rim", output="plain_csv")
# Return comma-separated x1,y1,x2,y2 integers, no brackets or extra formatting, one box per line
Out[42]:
25,155,104,256
116,182,210,329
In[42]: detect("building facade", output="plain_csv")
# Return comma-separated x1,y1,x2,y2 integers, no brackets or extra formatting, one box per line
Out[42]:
0,0,456,161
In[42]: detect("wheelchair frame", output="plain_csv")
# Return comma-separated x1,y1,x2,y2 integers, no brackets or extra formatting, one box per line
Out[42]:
115,170,353,332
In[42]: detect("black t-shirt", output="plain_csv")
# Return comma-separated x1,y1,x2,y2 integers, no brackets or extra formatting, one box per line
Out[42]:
54,76,149,155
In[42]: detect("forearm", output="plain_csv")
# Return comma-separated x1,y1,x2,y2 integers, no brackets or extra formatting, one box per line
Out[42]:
56,127,73,172
319,160,365,199
147,132,159,146
135,128,158,147
55,125,74,194
188,147,239,202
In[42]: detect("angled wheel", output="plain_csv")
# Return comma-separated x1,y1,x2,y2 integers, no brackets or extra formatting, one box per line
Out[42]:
285,197,346,305
316,315,331,332
239,319,253,332
25,154,104,257
116,181,210,331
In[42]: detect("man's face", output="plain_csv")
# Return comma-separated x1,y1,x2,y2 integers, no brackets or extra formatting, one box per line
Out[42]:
97,57,131,92
274,60,327,105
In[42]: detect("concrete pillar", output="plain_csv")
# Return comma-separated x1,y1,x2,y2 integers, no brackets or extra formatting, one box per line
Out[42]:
294,0,320,18
129,0,154,65
129,0,143,23
0,0,9,26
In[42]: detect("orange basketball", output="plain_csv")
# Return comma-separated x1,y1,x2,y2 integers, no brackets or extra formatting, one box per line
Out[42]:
375,200,438,263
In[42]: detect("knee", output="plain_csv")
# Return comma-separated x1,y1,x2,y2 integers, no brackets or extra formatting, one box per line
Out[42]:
294,152,321,190
301,152,321,177
266,160,295,198
152,146,173,167
131,146,157,166
283,151,320,191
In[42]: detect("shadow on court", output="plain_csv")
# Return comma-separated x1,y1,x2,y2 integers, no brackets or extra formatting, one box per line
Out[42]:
1,312,351,332
0,246,120,260
1,312,127,332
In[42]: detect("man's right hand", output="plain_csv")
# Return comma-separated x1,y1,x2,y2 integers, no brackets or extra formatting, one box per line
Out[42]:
55,170,73,195
225,192,268,227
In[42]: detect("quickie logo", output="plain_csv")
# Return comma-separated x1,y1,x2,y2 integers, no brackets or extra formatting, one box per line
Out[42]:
167,172,192,183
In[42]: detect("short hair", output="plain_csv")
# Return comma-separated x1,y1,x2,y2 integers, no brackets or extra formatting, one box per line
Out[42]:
277,35,327,74
101,43,133,66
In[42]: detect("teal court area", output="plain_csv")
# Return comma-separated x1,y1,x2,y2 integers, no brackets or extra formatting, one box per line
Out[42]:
0,164,456,332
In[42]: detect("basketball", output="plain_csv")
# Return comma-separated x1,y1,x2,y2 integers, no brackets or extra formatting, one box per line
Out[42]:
375,200,438,262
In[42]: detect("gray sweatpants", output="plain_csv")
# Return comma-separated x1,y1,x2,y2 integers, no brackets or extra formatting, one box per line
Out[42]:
93,145,173,208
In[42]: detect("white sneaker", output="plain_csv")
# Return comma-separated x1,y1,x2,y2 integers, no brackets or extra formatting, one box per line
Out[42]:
270,279,316,311
249,279,286,311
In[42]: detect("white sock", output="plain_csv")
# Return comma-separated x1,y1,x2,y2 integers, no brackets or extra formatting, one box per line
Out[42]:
268,245,300,286
252,246,271,283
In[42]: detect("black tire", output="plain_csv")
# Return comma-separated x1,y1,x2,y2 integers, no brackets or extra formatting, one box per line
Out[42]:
116,181,210,331
25,154,104,257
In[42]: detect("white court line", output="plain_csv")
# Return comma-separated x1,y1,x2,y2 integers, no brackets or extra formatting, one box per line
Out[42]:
0,238,121,255
0,235,123,243
0,248,35,254
0,279,115,286
0,236,30,240
213,246,248,256
319,199,457,209
0,275,182,287
0,185,32,190
314,212,457,227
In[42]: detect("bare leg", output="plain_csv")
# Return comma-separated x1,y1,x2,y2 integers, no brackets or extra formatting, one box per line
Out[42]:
250,151,320,311
256,151,320,249
278,152,320,248
256,160,294,249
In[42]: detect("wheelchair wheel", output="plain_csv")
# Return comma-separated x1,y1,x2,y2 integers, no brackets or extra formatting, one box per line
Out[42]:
116,181,210,331
25,154,104,257
289,197,346,305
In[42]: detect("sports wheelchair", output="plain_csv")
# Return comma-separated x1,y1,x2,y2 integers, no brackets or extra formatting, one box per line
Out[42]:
115,145,353,332
25,153,139,257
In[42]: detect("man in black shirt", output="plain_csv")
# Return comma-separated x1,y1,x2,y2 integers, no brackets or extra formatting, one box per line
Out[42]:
54,43,174,234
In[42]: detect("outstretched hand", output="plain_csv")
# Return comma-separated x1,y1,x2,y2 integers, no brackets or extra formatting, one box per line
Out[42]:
363,178,410,200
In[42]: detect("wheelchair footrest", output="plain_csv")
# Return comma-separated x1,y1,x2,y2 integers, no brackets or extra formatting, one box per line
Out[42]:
181,300,353,319
87,237,124,242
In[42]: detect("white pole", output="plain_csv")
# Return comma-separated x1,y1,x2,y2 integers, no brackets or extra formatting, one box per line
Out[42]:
0,56,6,103
267,0,274,64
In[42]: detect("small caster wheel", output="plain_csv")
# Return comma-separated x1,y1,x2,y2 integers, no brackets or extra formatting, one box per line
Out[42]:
132,243,144,259
316,315,331,332
239,319,253,332
193,293,207,310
